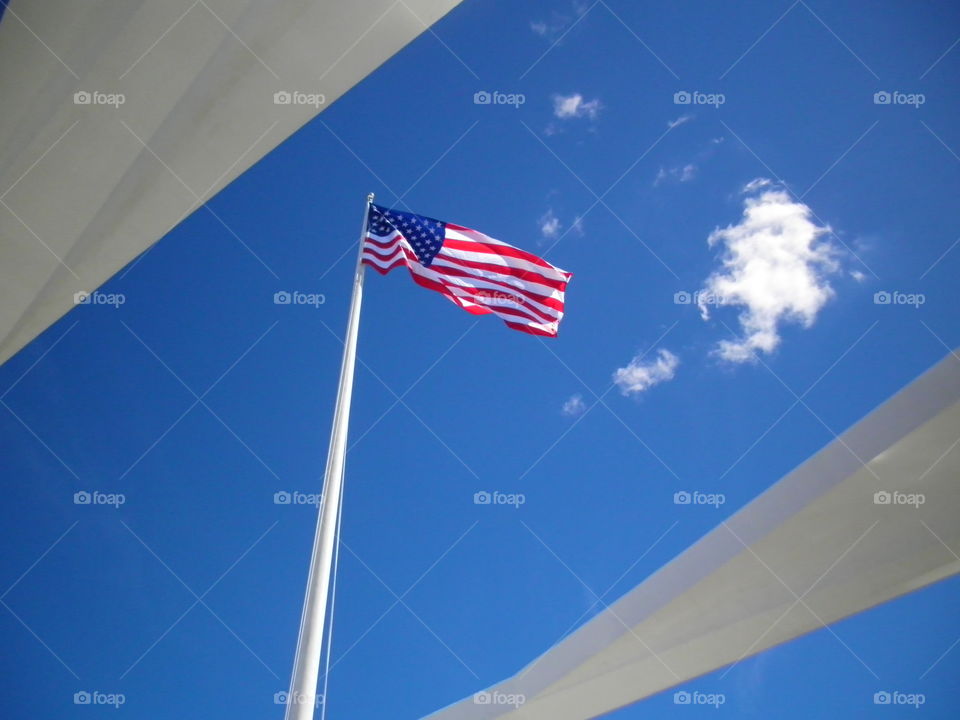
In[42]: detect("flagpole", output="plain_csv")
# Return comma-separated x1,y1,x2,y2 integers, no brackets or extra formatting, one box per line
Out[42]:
285,193,373,720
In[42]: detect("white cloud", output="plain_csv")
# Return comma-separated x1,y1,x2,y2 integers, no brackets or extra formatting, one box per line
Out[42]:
698,179,840,362
538,208,583,241
653,163,697,186
742,177,772,193
613,349,679,396
668,114,692,129
652,135,722,187
553,93,602,120
539,208,562,239
561,394,586,417
531,2,590,39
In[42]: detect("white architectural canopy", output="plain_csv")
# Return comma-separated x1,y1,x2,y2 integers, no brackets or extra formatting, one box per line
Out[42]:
426,350,960,719
0,0,465,365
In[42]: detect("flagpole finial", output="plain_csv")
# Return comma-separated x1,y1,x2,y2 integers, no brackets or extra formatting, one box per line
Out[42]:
366,192,375,204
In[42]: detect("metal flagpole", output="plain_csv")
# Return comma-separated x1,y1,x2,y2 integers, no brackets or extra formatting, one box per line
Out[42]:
285,193,373,720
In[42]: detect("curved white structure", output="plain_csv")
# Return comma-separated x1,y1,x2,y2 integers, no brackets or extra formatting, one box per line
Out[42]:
426,350,960,719
0,0,464,365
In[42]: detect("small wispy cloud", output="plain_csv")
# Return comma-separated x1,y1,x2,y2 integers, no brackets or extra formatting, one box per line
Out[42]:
539,208,562,240
553,93,602,120
561,394,587,417
537,206,584,242
652,136,723,187
654,163,697,187
531,2,590,40
698,179,840,362
667,114,692,129
530,20,550,36
613,349,679,396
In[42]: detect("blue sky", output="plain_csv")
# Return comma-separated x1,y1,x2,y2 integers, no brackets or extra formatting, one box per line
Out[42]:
2,0,959,717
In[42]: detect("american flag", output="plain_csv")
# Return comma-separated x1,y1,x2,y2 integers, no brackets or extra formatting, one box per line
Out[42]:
361,203,572,337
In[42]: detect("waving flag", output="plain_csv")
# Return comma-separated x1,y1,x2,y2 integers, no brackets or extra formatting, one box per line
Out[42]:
361,204,572,337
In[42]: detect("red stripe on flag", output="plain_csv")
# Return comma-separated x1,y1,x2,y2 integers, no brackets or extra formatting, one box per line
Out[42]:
362,245,402,263
364,235,399,251
443,236,568,276
504,320,559,337
361,258,405,275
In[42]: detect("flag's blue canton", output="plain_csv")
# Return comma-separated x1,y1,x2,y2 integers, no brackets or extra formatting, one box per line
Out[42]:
369,203,445,266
